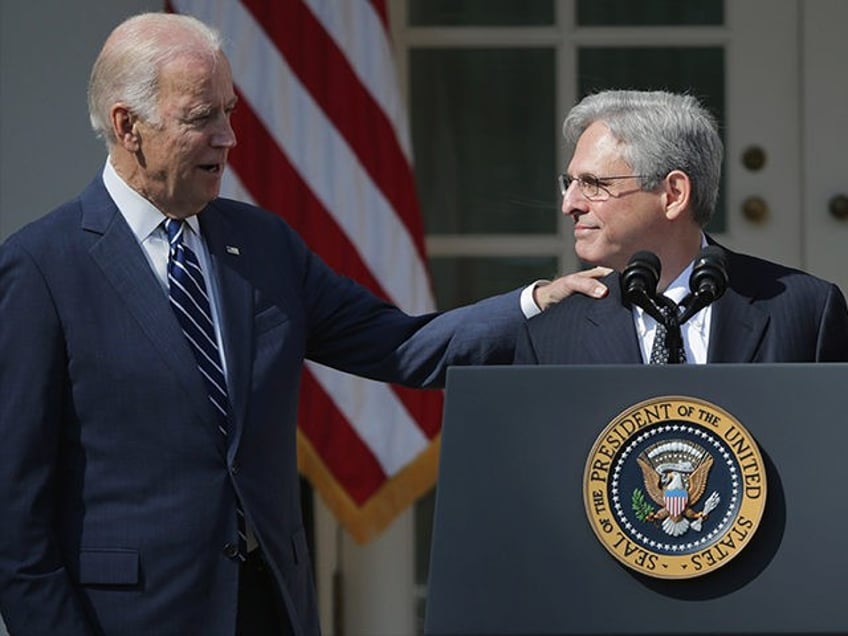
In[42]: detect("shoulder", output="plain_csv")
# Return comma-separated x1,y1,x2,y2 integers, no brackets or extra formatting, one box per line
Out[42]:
205,197,307,250
207,196,288,227
527,272,623,330
1,192,90,262
722,246,840,299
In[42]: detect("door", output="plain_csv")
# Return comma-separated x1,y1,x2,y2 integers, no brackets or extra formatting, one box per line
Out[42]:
722,1,800,267
803,0,848,292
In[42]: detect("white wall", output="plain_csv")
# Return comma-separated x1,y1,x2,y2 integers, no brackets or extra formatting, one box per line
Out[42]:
0,3,161,631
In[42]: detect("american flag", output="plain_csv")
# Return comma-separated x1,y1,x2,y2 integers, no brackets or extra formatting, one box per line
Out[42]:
168,0,442,543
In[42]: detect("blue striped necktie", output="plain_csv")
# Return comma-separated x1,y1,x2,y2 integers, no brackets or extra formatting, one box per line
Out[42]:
164,218,247,561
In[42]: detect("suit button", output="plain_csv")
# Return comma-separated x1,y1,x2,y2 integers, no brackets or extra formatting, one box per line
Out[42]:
223,543,240,559
230,461,240,475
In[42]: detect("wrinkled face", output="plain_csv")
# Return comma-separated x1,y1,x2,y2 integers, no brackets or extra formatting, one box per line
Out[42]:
131,52,237,219
562,121,666,272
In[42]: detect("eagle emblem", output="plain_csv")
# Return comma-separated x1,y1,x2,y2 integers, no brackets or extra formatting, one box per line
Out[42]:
634,440,721,536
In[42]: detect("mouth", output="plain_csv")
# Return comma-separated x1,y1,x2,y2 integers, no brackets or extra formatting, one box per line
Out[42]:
574,223,598,234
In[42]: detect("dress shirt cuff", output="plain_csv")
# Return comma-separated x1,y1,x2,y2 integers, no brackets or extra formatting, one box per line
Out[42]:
520,280,551,319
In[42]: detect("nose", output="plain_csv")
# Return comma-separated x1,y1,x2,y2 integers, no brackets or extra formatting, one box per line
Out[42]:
561,180,588,219
212,115,237,149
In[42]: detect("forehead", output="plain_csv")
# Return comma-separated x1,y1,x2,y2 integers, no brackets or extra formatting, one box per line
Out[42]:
157,51,235,107
569,120,630,173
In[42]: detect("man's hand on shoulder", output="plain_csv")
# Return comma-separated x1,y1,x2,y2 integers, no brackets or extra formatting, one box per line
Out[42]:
534,266,612,311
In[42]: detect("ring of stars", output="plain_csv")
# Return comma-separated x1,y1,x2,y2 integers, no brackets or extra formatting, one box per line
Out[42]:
610,423,740,554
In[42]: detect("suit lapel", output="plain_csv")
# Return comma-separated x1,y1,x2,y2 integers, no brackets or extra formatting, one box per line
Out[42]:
703,239,767,362
200,204,254,451
708,286,769,362
636,238,769,363
583,277,644,363
81,179,223,435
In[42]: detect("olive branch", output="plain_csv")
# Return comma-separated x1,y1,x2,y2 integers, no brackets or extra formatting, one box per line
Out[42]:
632,489,654,521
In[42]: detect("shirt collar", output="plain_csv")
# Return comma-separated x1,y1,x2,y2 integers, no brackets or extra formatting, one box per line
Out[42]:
102,159,201,242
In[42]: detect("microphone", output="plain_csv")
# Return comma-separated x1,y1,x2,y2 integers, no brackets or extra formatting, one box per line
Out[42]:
621,251,666,323
679,246,729,324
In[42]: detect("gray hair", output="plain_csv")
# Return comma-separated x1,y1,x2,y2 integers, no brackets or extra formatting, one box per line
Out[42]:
562,90,723,227
88,12,223,147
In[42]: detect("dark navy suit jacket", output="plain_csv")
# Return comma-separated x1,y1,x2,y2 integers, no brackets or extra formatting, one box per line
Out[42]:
0,177,525,635
514,245,848,365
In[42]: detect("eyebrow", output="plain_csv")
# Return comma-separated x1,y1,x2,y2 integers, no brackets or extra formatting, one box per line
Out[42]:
185,96,238,118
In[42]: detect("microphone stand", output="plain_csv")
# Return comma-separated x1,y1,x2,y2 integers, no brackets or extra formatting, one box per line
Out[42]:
678,246,729,325
678,292,706,326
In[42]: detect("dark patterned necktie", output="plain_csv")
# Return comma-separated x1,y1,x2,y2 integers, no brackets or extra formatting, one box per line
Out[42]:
650,302,687,364
164,218,247,561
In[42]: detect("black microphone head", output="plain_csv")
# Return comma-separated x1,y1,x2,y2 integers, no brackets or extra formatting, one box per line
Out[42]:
630,250,662,272
621,251,661,300
689,245,728,302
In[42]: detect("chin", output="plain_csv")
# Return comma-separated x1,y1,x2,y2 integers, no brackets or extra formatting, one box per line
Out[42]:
575,248,604,267
578,251,622,272
200,186,222,204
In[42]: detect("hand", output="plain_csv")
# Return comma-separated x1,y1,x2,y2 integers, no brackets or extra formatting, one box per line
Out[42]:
533,266,612,310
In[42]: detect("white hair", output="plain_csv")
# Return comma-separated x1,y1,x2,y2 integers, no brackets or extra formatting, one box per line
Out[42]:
87,12,223,147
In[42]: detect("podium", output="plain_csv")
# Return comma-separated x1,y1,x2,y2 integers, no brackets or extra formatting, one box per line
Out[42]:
424,364,848,635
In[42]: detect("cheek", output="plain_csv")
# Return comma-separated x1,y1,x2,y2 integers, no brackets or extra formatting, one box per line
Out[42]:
175,139,196,162
603,203,655,237
159,132,195,165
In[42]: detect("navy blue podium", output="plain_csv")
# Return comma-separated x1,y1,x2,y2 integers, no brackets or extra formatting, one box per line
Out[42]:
425,364,848,636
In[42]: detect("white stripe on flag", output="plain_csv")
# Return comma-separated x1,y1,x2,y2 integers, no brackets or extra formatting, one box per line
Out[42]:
301,0,414,162
306,361,429,476
220,167,252,206
174,0,432,315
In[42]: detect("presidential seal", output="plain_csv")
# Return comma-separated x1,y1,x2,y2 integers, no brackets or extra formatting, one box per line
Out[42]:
583,396,766,579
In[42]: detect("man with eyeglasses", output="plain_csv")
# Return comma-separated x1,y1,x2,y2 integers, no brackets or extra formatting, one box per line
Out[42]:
514,89,848,365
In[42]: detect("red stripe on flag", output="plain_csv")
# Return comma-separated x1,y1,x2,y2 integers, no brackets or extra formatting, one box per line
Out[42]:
393,387,443,439
299,370,387,505
240,0,429,264
228,92,390,297
229,93,443,439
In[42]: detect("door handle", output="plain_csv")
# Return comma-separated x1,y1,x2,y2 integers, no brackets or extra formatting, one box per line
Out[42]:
829,194,848,220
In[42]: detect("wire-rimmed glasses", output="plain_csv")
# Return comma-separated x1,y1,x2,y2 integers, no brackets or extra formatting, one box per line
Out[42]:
558,173,650,201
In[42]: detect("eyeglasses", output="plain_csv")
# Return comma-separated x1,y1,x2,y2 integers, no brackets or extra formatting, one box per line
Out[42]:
558,173,649,201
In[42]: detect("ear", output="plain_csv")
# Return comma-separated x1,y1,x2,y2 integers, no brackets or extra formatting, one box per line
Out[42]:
662,170,692,221
110,104,140,151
